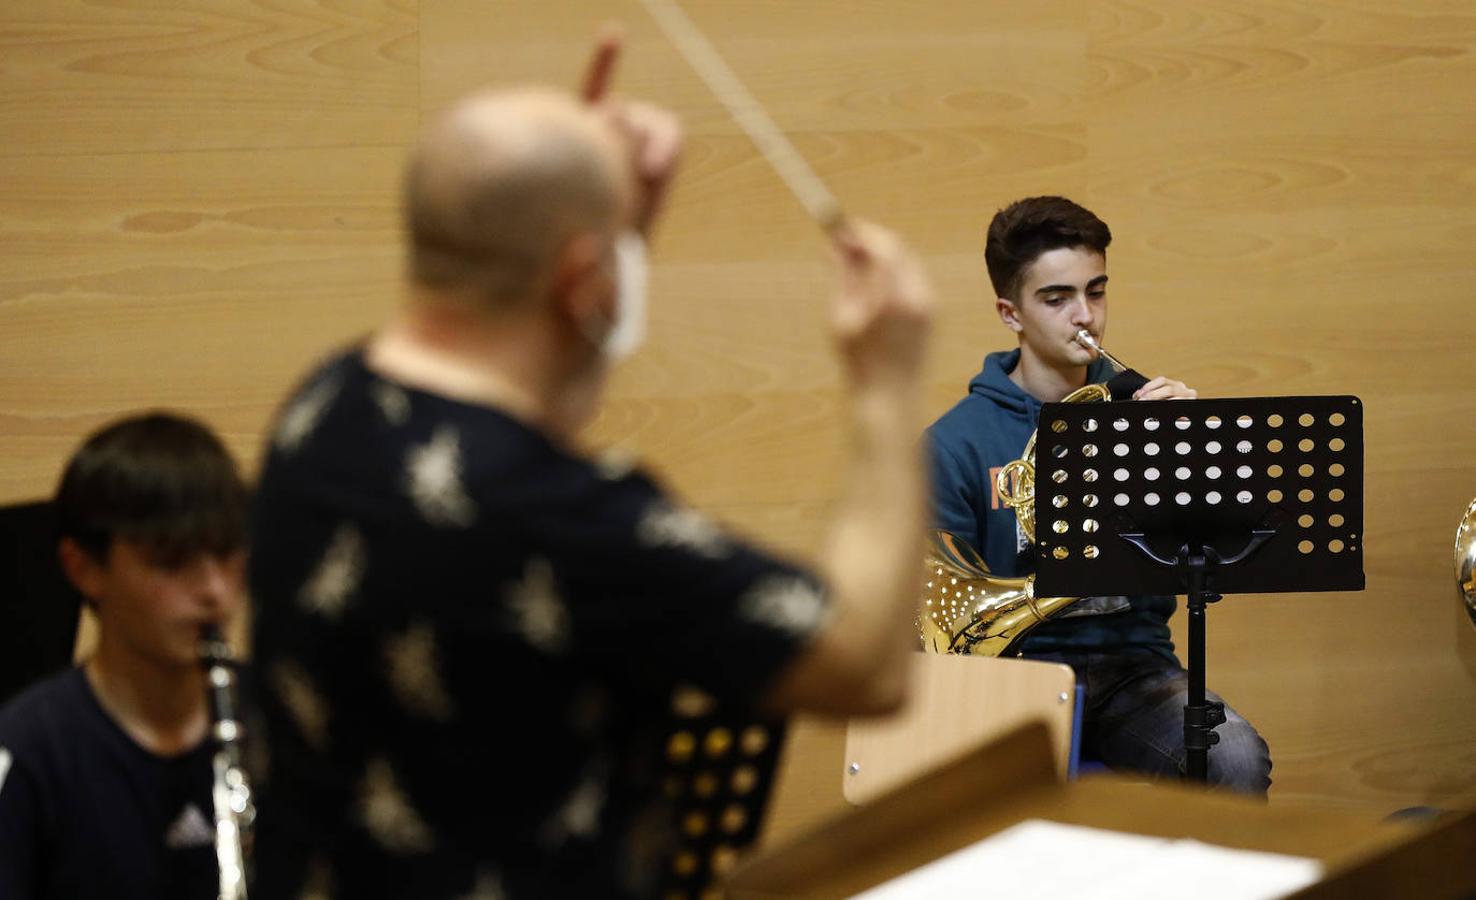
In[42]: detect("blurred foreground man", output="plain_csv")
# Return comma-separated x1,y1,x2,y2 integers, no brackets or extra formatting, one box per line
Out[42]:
248,40,933,898
0,413,248,899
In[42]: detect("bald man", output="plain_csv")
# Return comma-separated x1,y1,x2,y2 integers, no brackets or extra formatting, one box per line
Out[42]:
247,42,931,899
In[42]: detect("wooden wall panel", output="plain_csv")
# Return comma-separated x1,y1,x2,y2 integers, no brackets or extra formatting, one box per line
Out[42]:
2,0,1474,837
0,0,418,498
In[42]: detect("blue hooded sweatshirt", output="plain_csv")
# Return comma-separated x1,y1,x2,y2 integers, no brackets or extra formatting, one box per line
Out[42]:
927,349,1177,659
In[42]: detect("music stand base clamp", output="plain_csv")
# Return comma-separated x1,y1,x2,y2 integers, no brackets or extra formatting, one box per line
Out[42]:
1120,531,1275,783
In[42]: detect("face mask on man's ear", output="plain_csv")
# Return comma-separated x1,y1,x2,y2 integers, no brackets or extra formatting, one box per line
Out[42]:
603,231,648,360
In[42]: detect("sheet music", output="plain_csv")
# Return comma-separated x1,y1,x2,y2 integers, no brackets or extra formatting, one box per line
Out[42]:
850,819,1323,900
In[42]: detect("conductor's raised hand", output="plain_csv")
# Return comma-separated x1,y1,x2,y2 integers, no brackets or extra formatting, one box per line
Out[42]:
579,31,683,235
830,221,933,390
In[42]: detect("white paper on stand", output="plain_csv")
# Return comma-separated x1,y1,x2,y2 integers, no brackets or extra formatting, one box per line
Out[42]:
850,819,1323,900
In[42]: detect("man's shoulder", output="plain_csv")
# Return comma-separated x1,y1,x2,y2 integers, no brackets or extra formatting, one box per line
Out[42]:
0,668,87,753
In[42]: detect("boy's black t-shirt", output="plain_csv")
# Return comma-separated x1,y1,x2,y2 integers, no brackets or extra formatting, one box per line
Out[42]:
0,667,217,900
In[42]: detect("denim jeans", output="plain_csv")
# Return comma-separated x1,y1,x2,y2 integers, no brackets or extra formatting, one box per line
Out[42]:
1031,650,1273,797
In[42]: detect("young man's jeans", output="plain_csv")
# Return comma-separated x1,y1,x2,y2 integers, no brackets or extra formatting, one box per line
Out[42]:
1031,649,1273,797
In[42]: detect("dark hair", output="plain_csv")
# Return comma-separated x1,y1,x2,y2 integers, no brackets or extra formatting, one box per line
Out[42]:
984,196,1112,300
55,412,247,566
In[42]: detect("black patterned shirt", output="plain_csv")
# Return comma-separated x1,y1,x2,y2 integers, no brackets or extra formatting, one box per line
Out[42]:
247,348,829,899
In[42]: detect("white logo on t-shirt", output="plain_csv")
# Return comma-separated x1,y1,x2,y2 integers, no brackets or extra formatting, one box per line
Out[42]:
164,802,215,849
0,747,12,797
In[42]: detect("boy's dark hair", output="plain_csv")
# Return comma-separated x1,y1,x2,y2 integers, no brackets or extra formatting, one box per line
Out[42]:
984,196,1112,301
55,412,247,566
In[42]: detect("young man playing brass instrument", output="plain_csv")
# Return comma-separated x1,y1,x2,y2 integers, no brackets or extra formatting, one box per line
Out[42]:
927,196,1272,794
0,412,250,898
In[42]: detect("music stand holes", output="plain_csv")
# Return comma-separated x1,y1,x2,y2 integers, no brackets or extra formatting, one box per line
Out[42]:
1083,469,1099,483
1297,438,1315,452
1298,514,1315,528
1114,469,1130,482
1205,416,1222,429
1175,467,1191,480
1267,414,1284,428
1267,439,1284,453
1051,470,1069,484
705,728,733,758
1053,546,1070,560
1298,540,1314,555
1144,493,1161,506
731,766,758,795
1114,443,1130,457
684,811,710,837
1051,419,1069,434
1237,465,1253,478
1206,466,1222,479
1083,545,1100,559
674,850,700,876
1083,444,1099,458
1330,463,1345,477
1328,539,1345,554
1236,440,1253,453
1205,441,1222,454
1175,416,1192,430
1298,463,1314,478
1051,444,1069,459
1298,489,1314,503
1298,413,1315,427
740,726,769,756
1329,513,1345,528
1268,489,1284,503
1329,437,1346,452
721,804,748,835
1329,412,1346,427
1175,441,1192,455
1082,518,1099,533
1114,493,1130,506
1083,494,1100,508
1053,495,1069,508
669,731,697,763
1084,418,1099,433
712,845,741,876
1206,491,1222,505
1144,442,1160,456
1236,415,1254,428
1175,492,1192,506
1144,418,1161,431
1267,464,1283,478
1329,488,1345,502
1113,418,1130,432
1144,467,1160,481
693,772,719,799
1236,490,1253,504
1053,520,1070,534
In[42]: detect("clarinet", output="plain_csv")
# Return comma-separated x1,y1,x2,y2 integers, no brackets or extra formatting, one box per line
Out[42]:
199,624,254,900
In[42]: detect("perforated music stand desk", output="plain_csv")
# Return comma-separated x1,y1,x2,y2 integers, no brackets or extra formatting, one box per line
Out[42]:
1031,396,1364,779
727,723,1476,900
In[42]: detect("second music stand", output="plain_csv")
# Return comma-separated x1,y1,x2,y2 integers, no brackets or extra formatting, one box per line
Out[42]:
1032,396,1364,781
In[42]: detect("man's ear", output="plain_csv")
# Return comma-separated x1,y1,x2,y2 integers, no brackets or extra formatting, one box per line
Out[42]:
58,537,105,607
996,296,1024,333
549,232,613,340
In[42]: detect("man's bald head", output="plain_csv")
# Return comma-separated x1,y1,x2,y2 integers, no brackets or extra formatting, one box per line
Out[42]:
404,88,629,308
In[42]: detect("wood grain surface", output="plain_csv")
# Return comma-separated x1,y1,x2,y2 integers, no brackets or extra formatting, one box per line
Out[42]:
2,0,1473,830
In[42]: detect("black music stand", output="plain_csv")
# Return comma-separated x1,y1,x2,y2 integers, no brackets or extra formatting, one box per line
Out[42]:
1032,397,1364,781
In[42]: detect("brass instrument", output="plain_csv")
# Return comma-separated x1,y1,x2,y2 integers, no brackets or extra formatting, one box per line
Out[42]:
1458,496,1476,628
918,330,1119,657
200,625,254,900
